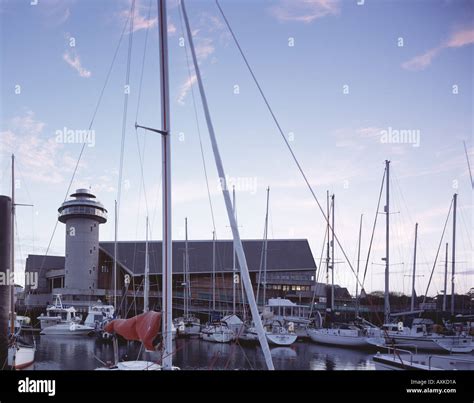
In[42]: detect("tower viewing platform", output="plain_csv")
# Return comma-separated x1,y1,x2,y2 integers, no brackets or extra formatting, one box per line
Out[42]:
58,188,107,224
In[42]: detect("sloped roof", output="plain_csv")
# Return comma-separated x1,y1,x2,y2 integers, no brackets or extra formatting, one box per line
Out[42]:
99,239,316,276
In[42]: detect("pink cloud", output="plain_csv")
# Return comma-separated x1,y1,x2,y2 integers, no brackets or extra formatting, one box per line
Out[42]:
270,0,340,24
402,27,474,71
63,50,91,78
444,28,474,48
401,48,441,71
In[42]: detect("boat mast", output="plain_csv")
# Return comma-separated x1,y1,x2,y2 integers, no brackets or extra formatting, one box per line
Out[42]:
410,222,418,312
184,217,189,318
262,186,270,307
158,0,173,370
232,186,236,316
181,0,274,370
113,200,117,311
331,194,335,312
451,193,457,315
325,191,330,312
212,230,216,312
10,154,15,336
384,160,390,324
443,242,448,312
144,216,149,312
355,213,363,318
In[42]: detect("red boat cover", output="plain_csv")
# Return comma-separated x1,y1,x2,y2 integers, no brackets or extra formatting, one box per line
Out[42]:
104,311,162,351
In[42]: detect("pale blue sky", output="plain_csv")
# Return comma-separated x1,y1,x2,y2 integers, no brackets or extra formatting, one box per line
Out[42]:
0,0,472,296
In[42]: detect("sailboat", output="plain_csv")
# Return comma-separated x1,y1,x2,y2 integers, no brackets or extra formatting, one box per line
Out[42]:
308,192,381,348
239,187,297,347
7,154,36,370
174,218,200,337
201,190,246,344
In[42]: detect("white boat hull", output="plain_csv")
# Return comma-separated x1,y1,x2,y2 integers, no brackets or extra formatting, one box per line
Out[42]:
96,361,163,371
201,328,234,343
308,329,370,347
385,334,473,353
373,353,474,371
8,345,35,370
266,333,297,346
40,323,94,336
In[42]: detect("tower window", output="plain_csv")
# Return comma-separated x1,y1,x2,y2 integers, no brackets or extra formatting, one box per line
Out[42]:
90,249,92,254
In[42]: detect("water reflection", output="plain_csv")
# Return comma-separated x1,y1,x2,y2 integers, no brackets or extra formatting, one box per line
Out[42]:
24,335,376,370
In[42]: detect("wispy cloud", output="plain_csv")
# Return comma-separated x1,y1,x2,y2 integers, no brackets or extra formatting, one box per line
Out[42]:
175,12,226,105
402,27,474,71
39,0,72,26
118,0,177,35
63,50,91,78
269,0,340,24
334,126,384,149
177,74,197,105
0,111,77,184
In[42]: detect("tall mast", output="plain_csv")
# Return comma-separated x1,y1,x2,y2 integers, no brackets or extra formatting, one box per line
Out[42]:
262,186,270,307
144,216,149,312
384,160,390,324
443,242,448,312
410,222,418,312
158,0,172,370
232,186,236,316
113,200,117,311
355,213,363,318
10,154,15,335
331,194,335,312
451,193,457,315
184,217,189,317
181,0,274,370
212,230,216,312
325,191,330,310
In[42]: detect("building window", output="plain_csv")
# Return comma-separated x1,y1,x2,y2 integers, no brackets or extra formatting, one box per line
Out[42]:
90,249,92,254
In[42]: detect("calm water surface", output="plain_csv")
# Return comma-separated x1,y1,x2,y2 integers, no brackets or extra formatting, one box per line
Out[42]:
22,334,376,370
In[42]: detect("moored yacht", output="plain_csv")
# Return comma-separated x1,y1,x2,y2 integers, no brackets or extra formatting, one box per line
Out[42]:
37,294,82,330
174,315,201,337
381,318,473,353
265,320,297,346
201,321,235,343
264,298,312,339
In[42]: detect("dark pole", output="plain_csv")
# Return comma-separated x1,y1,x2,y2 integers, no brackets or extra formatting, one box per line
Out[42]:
451,193,457,315
0,196,12,369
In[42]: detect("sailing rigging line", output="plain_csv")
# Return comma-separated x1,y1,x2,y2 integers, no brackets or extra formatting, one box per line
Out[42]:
181,0,274,370
36,4,134,285
392,167,435,294
464,140,473,189
360,168,385,289
116,0,136,222
177,2,217,234
215,0,363,289
420,198,454,308
132,0,153,284
309,211,330,318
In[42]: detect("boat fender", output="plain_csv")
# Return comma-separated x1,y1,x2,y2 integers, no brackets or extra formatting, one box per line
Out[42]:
288,322,294,333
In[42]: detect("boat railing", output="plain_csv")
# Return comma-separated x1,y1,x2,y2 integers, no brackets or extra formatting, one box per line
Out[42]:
428,355,474,370
383,344,419,366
